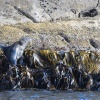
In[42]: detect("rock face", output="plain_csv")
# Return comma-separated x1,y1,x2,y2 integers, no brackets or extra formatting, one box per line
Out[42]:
0,20,100,53
0,0,100,53
0,0,100,24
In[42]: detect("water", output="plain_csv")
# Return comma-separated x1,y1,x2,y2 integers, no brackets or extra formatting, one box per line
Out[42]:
0,90,100,100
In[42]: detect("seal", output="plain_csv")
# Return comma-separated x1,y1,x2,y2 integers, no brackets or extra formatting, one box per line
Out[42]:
5,37,32,65
0,44,10,54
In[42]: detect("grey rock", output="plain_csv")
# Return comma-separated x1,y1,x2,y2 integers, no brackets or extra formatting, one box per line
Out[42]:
0,0,99,24
89,38,100,49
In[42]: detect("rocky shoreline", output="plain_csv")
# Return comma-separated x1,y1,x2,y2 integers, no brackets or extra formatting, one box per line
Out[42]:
0,19,100,52
0,37,100,91
0,0,100,53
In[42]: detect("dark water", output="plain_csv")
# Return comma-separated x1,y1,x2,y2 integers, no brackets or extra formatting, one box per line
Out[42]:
0,90,100,100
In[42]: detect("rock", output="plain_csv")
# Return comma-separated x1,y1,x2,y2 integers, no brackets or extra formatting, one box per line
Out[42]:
89,38,100,49
78,8,98,18
0,0,99,24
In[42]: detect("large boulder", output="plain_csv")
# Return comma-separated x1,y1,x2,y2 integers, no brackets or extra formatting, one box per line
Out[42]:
0,0,99,24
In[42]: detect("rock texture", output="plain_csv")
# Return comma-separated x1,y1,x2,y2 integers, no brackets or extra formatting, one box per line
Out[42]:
0,0,100,24
0,0,100,53
0,19,100,52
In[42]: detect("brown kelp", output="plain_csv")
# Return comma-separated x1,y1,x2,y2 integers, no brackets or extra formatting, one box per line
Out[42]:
0,48,100,91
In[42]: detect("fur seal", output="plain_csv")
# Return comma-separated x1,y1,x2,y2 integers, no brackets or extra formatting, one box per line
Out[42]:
5,37,32,65
0,44,10,54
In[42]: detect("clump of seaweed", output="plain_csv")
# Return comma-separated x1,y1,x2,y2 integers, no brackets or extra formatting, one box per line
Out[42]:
0,48,100,91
